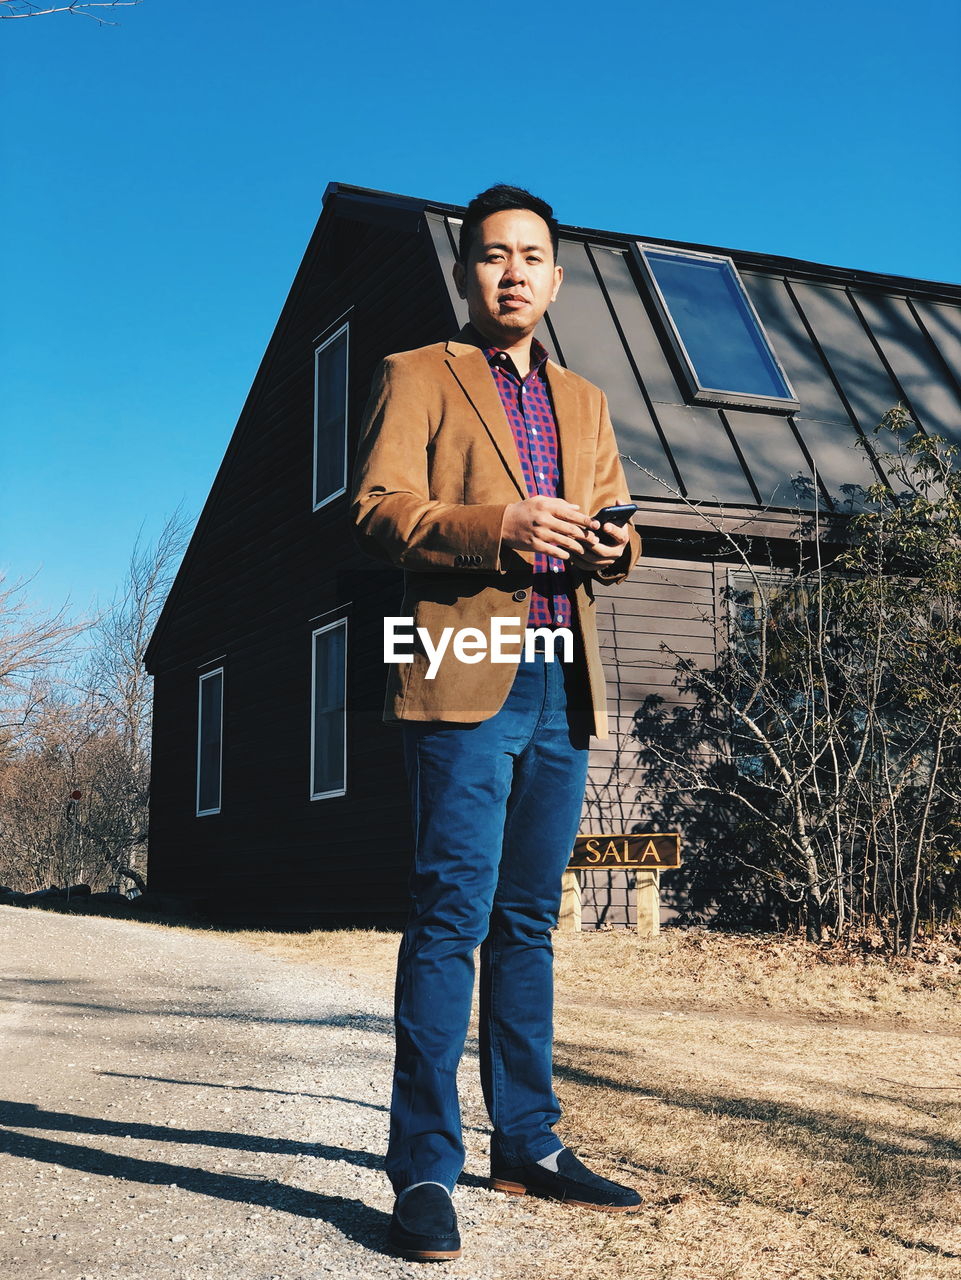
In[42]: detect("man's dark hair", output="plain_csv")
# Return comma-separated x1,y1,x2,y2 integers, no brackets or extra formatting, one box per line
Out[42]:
457,184,560,265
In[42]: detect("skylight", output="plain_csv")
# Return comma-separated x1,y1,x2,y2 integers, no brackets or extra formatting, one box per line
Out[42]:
635,245,799,412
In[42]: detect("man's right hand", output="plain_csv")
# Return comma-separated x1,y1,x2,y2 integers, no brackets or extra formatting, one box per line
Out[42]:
500,497,598,560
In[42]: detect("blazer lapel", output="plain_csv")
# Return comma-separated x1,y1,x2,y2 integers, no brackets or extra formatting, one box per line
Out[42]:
544,360,589,506
444,333,528,499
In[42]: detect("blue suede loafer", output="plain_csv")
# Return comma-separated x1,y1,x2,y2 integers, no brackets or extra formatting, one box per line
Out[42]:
388,1183,462,1262
490,1147,642,1212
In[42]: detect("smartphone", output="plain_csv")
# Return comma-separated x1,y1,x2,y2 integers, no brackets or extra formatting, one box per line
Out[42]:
592,503,638,527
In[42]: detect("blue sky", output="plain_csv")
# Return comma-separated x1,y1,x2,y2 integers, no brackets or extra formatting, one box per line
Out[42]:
3,0,960,622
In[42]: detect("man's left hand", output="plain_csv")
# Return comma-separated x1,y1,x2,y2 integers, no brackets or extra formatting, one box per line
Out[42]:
569,520,632,570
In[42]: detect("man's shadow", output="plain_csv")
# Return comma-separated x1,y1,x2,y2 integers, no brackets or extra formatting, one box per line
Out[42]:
0,1099,389,1250
0,1096,491,1254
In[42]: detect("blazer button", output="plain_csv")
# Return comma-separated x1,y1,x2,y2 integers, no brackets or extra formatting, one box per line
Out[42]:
512,590,528,601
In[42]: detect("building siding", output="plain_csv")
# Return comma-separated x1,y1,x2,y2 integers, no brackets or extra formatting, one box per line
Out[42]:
146,208,455,922
579,553,717,928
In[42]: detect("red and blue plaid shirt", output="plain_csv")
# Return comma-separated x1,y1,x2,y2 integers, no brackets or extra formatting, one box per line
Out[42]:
468,328,573,629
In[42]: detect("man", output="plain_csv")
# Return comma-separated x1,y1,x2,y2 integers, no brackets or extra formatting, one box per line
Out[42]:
351,184,643,1262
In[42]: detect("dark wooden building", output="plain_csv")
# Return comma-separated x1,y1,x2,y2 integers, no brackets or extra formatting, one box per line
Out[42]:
143,182,961,928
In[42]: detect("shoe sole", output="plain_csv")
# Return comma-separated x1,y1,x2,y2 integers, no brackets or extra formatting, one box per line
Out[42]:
490,1177,640,1213
392,1246,463,1261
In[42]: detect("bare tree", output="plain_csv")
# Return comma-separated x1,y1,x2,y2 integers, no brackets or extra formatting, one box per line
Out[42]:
0,1,141,21
0,508,191,895
82,507,190,757
75,505,192,889
0,572,87,757
0,688,101,890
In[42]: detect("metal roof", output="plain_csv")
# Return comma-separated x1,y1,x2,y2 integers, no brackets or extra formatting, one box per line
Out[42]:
415,200,961,513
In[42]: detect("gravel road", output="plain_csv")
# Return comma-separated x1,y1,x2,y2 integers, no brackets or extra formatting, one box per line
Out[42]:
0,905,582,1280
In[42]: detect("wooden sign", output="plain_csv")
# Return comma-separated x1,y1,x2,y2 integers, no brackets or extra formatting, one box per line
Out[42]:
570,833,681,870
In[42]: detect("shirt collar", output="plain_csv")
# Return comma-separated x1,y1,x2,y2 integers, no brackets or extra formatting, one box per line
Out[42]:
462,323,549,379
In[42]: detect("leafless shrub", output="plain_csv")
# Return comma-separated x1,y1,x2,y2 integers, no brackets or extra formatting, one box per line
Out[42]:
623,409,961,954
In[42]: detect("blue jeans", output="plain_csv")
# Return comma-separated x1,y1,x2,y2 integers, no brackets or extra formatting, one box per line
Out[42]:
386,647,590,1193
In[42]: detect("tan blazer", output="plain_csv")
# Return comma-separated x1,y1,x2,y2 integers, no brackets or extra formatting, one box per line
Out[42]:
349,326,641,739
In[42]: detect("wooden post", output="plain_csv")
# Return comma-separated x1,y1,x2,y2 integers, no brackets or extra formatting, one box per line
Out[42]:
558,869,581,931
636,869,660,938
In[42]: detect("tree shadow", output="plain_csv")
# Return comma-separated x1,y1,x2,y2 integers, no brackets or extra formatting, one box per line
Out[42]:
101,1072,347,1101
0,978,395,1035
0,1098,384,1168
97,1076,496,1140
550,1047,961,1257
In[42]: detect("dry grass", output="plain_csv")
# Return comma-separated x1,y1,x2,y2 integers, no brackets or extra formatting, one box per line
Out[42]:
545,933,961,1279
207,925,961,1277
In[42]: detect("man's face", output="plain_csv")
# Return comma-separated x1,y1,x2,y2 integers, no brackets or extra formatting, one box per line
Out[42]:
454,208,562,345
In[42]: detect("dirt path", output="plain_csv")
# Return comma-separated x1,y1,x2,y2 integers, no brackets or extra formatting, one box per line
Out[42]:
0,906,574,1280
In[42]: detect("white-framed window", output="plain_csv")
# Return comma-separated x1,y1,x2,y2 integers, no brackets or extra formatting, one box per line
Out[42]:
312,322,349,510
310,618,347,800
196,667,224,816
634,244,800,413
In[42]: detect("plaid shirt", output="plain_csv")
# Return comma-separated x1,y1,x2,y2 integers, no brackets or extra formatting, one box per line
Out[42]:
469,329,573,629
